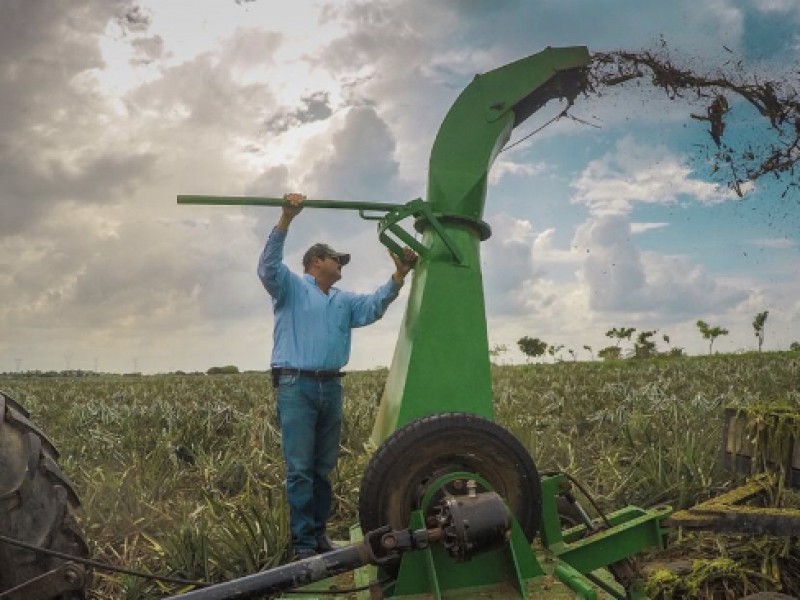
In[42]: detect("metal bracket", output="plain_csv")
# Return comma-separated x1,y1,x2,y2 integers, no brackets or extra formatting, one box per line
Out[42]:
0,562,87,600
377,199,465,265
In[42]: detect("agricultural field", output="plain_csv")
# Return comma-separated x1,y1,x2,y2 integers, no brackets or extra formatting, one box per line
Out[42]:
2,351,800,599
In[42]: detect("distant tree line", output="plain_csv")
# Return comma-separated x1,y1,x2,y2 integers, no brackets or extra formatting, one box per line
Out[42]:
206,365,240,375
517,310,797,362
1,310,795,374
0,369,109,378
0,367,242,377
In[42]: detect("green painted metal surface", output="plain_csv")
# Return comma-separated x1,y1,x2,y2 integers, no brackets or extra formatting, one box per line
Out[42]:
370,45,590,445
391,517,544,599
550,507,671,573
426,46,590,218
538,475,671,600
389,475,545,600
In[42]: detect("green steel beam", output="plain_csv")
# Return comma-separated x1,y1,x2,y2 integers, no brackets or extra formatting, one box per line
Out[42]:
547,506,671,574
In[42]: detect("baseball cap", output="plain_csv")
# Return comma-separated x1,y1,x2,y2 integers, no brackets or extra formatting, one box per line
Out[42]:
302,243,351,268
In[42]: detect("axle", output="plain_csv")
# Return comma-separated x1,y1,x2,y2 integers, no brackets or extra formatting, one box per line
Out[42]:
166,492,510,600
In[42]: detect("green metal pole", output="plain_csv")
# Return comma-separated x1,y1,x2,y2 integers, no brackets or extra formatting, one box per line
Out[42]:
371,46,590,445
177,195,406,212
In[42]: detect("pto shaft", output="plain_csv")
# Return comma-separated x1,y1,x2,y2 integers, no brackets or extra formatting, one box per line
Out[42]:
165,544,372,600
166,492,510,600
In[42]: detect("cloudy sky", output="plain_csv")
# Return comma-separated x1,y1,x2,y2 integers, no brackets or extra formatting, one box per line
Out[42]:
1,0,798,373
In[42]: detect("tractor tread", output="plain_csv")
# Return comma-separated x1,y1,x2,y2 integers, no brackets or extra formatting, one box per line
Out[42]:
0,391,89,598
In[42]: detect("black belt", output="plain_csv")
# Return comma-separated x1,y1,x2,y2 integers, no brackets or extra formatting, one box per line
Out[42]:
271,367,345,380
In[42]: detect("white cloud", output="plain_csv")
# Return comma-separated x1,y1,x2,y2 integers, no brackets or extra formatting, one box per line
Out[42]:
752,0,800,14
746,237,796,249
484,208,752,326
688,0,745,38
789,300,800,322
1,0,797,373
573,213,751,316
631,222,669,234
531,228,582,266
482,214,544,316
488,159,548,185
300,106,402,200
571,136,734,215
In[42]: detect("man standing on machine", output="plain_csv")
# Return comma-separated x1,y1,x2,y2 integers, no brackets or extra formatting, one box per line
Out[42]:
258,192,416,560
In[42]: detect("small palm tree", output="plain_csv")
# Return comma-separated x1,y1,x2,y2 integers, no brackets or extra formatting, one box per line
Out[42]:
752,311,769,352
696,320,729,354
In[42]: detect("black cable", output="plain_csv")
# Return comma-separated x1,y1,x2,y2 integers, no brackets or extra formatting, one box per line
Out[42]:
0,533,211,587
500,109,567,152
500,100,600,153
541,470,614,529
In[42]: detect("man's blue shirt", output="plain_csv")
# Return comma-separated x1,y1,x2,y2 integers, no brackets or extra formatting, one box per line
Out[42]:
258,227,401,371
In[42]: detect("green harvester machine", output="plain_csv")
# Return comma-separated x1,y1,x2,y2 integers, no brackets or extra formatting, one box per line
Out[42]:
174,46,672,600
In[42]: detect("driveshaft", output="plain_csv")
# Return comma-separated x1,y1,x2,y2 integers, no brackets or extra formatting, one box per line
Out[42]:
167,492,510,600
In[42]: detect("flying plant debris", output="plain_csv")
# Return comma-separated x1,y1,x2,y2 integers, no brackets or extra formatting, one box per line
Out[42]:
581,45,800,197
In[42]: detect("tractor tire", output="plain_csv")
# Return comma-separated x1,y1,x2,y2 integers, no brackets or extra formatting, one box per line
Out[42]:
0,390,89,598
359,412,542,543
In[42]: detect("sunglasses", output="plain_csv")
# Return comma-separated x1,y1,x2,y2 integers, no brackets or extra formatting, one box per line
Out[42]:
323,254,346,266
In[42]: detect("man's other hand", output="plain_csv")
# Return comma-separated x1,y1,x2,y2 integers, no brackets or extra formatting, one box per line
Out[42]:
391,247,418,284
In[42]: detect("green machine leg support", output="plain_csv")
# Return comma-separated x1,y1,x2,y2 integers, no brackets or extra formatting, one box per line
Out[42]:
387,511,544,600
371,46,591,445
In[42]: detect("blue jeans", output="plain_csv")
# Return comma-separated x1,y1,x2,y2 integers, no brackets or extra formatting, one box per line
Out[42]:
276,374,343,551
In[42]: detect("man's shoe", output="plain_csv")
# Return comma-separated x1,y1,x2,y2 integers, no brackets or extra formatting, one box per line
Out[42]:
316,535,338,553
293,548,317,561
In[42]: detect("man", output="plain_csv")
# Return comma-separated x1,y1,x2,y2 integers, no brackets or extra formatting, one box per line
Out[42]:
257,192,415,559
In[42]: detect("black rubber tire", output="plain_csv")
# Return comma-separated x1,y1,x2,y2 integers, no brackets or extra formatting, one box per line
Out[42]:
358,412,542,543
0,391,89,598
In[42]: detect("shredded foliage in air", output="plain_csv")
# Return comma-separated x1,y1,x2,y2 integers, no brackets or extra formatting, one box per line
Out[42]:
574,42,800,197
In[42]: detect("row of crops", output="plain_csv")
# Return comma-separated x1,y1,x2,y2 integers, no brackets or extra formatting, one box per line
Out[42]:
2,351,799,598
